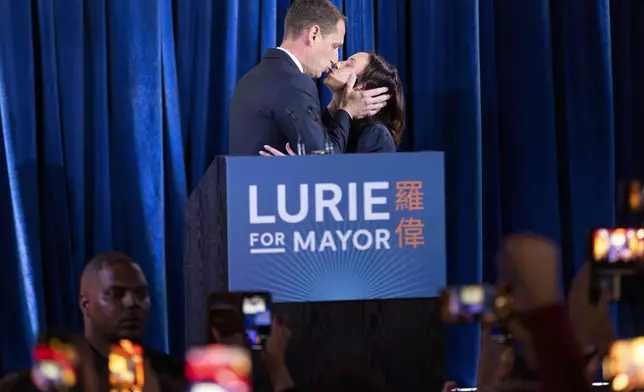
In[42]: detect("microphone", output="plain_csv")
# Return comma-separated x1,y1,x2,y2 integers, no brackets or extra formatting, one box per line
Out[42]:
307,106,334,155
285,107,306,156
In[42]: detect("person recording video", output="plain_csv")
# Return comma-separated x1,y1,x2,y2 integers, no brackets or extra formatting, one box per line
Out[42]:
442,234,593,392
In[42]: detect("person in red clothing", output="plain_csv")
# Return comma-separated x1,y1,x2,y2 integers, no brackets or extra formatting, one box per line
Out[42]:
498,233,591,392
470,261,614,392
443,235,602,392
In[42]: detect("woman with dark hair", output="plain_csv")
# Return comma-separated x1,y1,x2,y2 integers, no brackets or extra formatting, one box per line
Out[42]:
260,51,405,155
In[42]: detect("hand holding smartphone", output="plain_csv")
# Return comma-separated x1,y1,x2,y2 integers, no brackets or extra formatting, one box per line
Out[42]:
588,228,644,303
440,284,510,324
590,228,644,266
209,291,273,351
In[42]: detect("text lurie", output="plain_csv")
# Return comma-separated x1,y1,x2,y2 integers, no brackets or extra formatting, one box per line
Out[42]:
248,182,391,224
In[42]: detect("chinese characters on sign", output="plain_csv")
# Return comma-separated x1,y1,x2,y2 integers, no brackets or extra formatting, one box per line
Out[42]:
396,218,425,248
395,181,425,248
396,181,424,211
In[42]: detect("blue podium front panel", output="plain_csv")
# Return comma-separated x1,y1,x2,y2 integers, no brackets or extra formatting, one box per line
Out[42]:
226,152,446,303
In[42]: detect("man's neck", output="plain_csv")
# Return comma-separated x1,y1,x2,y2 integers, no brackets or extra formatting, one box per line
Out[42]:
84,330,111,357
279,41,307,74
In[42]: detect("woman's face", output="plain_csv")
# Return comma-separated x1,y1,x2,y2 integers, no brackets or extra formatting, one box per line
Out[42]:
324,52,371,90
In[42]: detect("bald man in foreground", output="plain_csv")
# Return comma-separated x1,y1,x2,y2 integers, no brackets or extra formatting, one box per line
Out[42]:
78,251,183,383
0,252,183,391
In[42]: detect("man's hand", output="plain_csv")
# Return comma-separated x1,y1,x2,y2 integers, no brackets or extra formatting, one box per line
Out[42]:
259,143,296,157
339,74,390,119
498,233,560,310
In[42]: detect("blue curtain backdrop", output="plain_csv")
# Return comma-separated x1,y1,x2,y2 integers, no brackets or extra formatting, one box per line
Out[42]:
1,0,643,386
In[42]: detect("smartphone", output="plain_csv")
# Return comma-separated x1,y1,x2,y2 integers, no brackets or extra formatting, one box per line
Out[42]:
185,344,252,392
440,285,501,323
602,338,644,390
242,292,272,350
31,337,79,391
590,228,644,266
108,339,145,392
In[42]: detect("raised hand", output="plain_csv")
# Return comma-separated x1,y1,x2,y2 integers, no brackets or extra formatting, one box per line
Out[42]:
498,233,560,311
259,143,296,157
340,74,390,119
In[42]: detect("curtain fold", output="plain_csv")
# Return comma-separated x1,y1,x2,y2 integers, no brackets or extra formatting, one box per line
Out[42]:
159,0,188,356
0,0,48,371
408,0,483,383
1,0,643,387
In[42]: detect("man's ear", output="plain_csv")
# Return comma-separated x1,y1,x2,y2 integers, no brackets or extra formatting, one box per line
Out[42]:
307,25,320,43
79,293,89,315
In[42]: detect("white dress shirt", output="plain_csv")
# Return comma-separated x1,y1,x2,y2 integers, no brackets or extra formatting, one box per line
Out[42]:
277,47,304,73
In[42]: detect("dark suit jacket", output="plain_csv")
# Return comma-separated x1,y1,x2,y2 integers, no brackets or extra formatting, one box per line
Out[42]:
346,122,396,153
319,108,396,153
229,48,352,156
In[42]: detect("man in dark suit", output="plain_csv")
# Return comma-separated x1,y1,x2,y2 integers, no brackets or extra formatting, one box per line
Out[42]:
229,0,390,156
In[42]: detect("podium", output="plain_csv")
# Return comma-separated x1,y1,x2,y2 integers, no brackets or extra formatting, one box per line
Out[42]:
184,152,447,390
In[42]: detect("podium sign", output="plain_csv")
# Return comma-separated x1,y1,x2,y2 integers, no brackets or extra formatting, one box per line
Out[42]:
225,152,446,302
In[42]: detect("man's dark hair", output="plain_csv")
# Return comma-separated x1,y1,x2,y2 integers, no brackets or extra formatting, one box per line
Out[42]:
354,53,406,145
284,0,346,38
